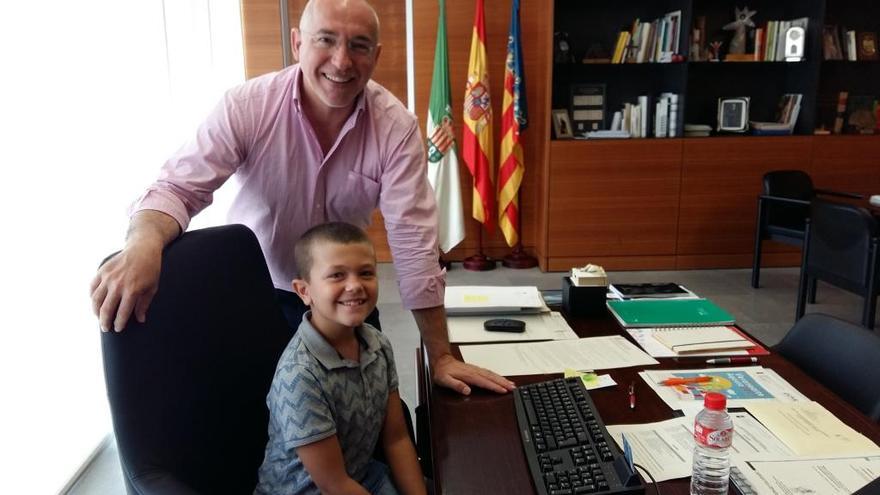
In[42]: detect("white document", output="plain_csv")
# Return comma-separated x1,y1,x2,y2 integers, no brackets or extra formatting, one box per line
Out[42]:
447,311,578,343
459,336,659,377
746,401,880,456
639,367,809,411
445,286,548,315
606,412,793,482
731,455,880,495
626,327,754,357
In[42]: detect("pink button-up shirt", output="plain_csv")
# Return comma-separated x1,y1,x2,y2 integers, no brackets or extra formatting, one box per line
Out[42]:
131,65,444,310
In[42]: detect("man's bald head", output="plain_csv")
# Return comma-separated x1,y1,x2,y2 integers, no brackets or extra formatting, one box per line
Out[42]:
299,0,380,41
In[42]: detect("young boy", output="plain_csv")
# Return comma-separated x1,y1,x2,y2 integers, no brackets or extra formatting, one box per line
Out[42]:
255,222,425,495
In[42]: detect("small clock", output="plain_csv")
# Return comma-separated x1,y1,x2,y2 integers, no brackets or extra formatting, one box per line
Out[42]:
717,97,750,132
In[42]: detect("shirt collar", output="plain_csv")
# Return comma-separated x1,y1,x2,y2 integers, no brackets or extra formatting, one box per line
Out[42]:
298,310,381,370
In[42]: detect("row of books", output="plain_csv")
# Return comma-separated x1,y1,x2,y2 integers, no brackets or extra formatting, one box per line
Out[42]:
823,26,879,61
832,92,879,135
609,93,681,138
750,94,803,135
611,11,682,64
754,18,809,62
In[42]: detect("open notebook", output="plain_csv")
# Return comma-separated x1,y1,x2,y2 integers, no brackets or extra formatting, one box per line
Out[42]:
652,326,755,353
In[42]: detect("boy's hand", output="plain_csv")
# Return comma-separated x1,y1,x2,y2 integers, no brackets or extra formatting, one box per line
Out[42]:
431,354,515,395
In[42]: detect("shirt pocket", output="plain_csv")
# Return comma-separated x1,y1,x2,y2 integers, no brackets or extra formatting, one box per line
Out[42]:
328,171,381,221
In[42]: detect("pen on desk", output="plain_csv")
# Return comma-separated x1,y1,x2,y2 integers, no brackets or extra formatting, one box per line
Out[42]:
628,381,636,410
706,356,758,365
660,376,713,386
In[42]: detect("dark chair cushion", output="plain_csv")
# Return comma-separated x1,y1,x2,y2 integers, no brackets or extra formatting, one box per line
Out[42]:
775,313,880,421
102,225,292,494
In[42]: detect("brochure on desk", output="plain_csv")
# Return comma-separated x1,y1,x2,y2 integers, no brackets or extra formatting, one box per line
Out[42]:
639,367,808,411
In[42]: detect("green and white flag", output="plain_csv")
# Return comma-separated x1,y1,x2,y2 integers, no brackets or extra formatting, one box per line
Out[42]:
426,0,465,253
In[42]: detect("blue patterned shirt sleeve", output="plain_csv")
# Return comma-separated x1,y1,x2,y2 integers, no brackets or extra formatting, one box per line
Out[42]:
268,362,336,449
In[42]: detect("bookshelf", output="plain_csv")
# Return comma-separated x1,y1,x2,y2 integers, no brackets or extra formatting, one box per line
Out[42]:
538,0,880,271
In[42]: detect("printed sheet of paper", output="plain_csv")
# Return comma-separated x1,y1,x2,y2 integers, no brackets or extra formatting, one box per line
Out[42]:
606,412,794,482
746,401,880,456
731,455,880,495
447,311,578,343
639,367,809,411
459,336,659,376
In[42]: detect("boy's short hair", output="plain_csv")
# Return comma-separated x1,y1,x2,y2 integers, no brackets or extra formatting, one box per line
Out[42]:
294,222,374,280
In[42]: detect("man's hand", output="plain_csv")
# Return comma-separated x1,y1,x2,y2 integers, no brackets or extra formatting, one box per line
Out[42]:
412,305,515,395
90,210,180,332
90,241,163,332
430,353,515,396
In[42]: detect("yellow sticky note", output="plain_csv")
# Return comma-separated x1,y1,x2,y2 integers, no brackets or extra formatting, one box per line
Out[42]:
564,368,598,386
463,294,490,303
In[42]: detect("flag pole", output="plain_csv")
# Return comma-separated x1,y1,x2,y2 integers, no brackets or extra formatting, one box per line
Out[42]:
502,208,537,268
463,224,496,271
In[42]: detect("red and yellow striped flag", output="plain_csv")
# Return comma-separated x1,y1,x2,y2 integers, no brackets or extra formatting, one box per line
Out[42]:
462,0,495,232
498,0,528,246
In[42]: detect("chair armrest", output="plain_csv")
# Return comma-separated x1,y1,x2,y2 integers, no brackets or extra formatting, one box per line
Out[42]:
814,188,864,199
758,194,810,206
131,471,202,495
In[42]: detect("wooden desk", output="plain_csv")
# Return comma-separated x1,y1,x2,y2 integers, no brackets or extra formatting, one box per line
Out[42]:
417,312,880,495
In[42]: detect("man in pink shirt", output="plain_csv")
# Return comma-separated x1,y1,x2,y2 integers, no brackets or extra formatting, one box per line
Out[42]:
90,0,514,396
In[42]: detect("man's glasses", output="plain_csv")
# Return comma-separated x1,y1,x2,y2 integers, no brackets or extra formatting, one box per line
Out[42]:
305,31,377,57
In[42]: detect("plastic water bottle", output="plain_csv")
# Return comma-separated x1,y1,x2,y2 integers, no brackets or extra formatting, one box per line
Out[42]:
690,392,734,495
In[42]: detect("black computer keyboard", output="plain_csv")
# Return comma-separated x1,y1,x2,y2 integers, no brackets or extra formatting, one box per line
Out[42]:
514,377,645,495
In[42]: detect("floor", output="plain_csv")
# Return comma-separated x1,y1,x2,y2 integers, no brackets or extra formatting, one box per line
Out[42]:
67,264,877,494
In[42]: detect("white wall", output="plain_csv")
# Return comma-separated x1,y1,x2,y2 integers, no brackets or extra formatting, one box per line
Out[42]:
0,1,245,492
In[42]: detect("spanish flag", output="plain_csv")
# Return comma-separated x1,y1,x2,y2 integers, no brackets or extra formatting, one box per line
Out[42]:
498,0,528,246
462,0,494,232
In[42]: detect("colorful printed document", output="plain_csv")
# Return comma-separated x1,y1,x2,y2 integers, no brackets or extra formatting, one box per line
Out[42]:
639,367,808,411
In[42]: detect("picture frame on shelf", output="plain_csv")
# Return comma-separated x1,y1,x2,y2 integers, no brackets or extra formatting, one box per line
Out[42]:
552,109,574,139
717,97,750,133
570,83,606,133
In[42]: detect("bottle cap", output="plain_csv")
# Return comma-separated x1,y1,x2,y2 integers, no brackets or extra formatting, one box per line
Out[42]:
703,392,726,410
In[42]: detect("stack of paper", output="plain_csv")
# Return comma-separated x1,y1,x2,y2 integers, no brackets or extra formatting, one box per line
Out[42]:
652,326,755,353
626,326,768,358
445,286,548,316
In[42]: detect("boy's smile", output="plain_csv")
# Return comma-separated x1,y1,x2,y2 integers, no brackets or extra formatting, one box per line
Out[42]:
293,241,378,336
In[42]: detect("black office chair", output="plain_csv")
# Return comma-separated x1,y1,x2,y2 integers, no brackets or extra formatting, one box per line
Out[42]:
101,225,293,494
101,224,418,494
751,170,862,288
795,199,879,330
775,313,880,421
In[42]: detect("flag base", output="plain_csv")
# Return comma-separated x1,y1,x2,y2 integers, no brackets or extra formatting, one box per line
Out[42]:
439,256,452,271
463,253,497,271
502,246,538,269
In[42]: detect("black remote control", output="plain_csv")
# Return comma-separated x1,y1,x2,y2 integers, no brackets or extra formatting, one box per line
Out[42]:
483,318,526,333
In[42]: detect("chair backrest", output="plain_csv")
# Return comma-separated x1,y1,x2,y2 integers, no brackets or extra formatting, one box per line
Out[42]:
763,170,814,231
101,224,292,494
775,313,880,421
805,199,879,292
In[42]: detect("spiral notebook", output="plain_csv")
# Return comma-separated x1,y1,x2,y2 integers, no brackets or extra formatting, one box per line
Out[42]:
607,298,735,328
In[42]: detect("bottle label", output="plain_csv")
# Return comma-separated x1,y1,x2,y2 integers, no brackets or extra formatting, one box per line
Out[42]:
694,422,733,448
